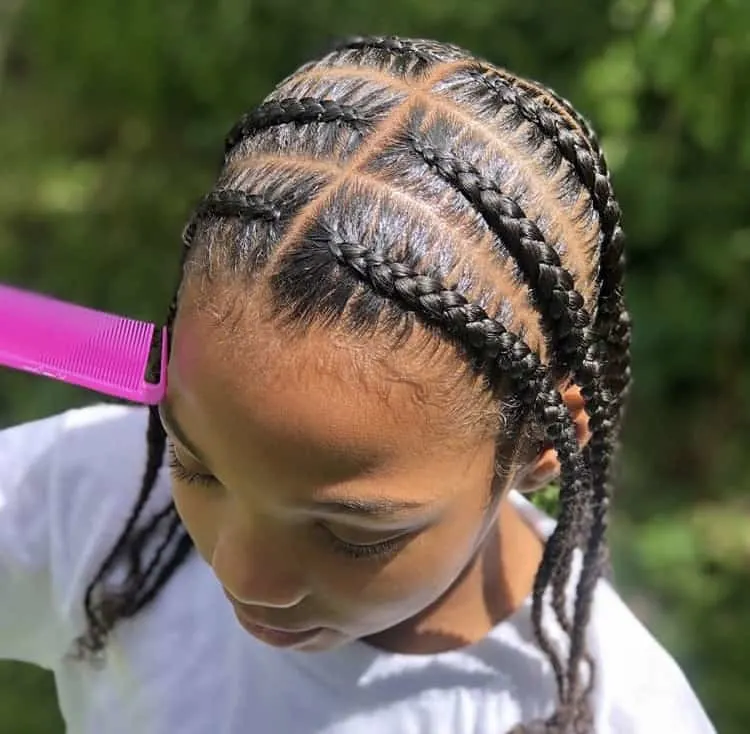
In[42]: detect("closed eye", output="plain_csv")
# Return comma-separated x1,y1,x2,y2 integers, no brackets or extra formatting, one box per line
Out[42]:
167,443,219,488
316,523,416,561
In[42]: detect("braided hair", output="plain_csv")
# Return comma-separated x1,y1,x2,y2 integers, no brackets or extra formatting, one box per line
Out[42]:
75,36,631,733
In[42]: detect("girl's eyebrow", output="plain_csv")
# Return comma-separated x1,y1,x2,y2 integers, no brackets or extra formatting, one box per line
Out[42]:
158,403,431,519
158,402,208,464
311,496,428,518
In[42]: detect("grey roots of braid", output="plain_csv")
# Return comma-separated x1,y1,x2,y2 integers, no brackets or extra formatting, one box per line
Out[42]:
75,36,632,734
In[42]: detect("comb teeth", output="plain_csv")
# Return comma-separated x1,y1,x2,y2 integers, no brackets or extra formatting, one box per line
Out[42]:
0,284,167,404
32,314,152,390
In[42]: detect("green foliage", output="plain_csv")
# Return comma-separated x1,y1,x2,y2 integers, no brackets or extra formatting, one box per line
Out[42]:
529,484,560,518
0,664,61,733
1,1,748,731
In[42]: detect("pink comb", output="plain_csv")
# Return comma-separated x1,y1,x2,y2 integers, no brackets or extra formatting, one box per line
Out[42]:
0,284,167,404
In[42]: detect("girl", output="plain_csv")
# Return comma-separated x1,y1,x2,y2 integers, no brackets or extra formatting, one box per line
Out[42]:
0,36,715,733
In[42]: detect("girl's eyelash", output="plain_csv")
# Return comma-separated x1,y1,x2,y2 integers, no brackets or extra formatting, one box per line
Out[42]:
167,443,217,487
318,524,409,561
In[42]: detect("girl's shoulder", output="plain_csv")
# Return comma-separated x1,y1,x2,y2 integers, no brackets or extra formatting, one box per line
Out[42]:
0,403,171,666
508,492,715,731
0,402,157,543
588,581,716,732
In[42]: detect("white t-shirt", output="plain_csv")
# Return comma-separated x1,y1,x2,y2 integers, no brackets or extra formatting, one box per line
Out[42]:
0,404,716,733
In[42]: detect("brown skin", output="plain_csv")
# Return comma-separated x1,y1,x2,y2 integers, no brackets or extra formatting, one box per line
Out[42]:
160,283,589,654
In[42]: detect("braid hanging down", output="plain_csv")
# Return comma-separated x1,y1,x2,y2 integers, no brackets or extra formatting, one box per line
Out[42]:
76,36,631,734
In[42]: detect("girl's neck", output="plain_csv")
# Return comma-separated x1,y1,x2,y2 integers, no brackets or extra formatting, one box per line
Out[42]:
364,494,544,654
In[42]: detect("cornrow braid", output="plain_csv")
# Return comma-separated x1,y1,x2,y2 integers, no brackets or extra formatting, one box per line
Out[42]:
407,127,604,678
331,35,473,79
461,64,631,629
194,189,282,222
333,35,440,63
505,74,603,165
483,60,633,580
75,404,166,657
406,132,592,376
479,75,631,702
126,507,193,611
182,189,282,246
451,67,631,493
464,66,628,341
300,223,594,724
467,68,618,253
511,84,631,424
501,72,632,431
224,97,373,160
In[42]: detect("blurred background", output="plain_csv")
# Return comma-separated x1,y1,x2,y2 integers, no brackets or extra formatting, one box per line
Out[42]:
0,0,748,732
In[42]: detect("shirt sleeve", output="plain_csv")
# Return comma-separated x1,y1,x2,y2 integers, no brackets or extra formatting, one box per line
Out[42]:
593,584,717,734
0,411,71,667
0,404,157,669
606,655,717,733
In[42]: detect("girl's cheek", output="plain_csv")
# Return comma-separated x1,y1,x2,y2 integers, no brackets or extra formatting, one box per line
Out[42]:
330,524,478,618
170,481,220,564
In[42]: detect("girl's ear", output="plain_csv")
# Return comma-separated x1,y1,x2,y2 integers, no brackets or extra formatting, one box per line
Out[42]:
514,384,591,494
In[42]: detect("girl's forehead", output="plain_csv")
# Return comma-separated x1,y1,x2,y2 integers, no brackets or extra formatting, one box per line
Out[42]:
169,282,497,451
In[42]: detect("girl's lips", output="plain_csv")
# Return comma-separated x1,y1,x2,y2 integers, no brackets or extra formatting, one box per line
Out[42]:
233,608,323,647
222,588,324,646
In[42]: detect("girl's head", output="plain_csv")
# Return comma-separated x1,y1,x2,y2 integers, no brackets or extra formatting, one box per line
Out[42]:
79,36,630,732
